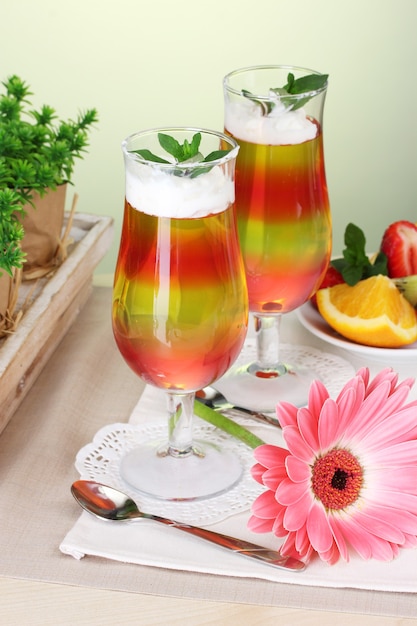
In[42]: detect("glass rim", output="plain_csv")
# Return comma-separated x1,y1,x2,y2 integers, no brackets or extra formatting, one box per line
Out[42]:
223,64,328,100
122,126,239,170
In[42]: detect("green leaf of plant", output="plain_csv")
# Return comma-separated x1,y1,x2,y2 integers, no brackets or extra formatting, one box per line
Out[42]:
129,132,232,178
132,149,170,164
157,133,182,159
285,72,295,91
331,223,388,286
363,251,388,278
181,132,201,161
203,149,231,163
242,72,328,115
341,263,363,286
190,132,201,153
283,72,328,95
241,89,274,115
0,75,98,273
344,222,365,252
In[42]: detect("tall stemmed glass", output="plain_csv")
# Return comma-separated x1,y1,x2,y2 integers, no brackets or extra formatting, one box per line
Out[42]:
217,65,331,411
112,127,248,501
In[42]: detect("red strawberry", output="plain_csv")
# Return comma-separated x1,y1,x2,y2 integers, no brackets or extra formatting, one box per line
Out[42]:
310,265,344,308
380,220,417,278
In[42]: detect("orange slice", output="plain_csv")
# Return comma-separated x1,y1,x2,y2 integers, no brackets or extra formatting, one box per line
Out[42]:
316,274,417,347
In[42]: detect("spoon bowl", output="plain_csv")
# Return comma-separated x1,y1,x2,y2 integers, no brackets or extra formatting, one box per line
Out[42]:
71,480,305,572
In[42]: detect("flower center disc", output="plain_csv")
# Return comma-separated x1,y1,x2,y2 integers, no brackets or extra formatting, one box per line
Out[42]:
312,448,363,510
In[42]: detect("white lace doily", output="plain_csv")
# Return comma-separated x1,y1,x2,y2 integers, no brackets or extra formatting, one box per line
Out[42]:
74,344,355,525
75,420,266,526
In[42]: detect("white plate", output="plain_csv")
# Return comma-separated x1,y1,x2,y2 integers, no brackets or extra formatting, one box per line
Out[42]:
297,301,417,361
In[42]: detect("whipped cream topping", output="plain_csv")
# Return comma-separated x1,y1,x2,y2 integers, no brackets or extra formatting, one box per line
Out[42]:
125,160,235,219
224,96,317,145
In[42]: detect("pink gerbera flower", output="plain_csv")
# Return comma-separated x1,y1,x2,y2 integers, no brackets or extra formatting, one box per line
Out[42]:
248,368,417,565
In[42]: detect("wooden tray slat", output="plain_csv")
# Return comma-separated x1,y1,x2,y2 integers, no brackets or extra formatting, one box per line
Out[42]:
0,213,113,434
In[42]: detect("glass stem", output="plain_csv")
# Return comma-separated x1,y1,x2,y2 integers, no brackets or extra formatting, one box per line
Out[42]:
159,391,204,459
249,314,287,377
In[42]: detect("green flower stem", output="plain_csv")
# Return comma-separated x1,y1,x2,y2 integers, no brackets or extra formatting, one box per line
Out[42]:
193,401,265,449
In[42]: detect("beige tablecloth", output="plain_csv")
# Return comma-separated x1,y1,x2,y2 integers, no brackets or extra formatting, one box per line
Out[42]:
1,287,416,618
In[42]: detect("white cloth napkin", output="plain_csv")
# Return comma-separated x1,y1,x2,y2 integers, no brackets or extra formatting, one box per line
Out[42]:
60,384,417,593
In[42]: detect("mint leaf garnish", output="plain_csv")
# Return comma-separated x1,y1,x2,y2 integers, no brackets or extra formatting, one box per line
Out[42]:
243,71,328,115
331,223,388,286
241,89,274,115
278,72,328,111
283,72,328,95
131,132,231,177
131,149,170,164
189,149,232,178
201,149,231,162
158,132,203,162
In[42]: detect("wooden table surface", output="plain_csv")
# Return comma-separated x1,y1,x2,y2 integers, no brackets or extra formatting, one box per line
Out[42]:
1,577,415,626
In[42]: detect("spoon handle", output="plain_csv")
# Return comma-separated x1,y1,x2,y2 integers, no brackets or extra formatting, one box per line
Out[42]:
143,512,305,572
195,396,280,428
221,406,279,427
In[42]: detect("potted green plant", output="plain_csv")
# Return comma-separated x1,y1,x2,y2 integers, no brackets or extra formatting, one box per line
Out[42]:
0,75,98,278
0,75,98,334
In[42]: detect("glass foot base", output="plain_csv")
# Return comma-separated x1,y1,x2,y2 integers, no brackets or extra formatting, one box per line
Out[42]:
120,441,243,501
215,361,316,412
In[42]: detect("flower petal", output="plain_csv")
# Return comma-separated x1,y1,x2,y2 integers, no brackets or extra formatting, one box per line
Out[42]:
359,405,417,451
276,401,298,428
333,516,373,559
317,398,339,450
285,455,311,483
332,506,407,560
320,542,341,565
361,503,417,536
327,514,349,561
247,514,274,533
271,506,287,536
365,464,417,494
293,523,309,553
254,444,289,469
336,370,366,405
344,380,392,439
283,490,312,531
262,466,288,491
365,490,417,513
296,407,319,450
308,379,330,417
277,477,309,506
353,509,406,544
251,463,266,485
251,489,279,519
306,503,334,553
333,386,363,440
280,532,313,561
366,440,417,469
282,425,314,461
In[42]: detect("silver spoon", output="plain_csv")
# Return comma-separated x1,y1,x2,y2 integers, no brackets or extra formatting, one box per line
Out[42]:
196,386,280,428
71,480,305,572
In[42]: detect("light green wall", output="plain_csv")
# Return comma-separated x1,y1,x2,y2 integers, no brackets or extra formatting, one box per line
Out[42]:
2,0,416,275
